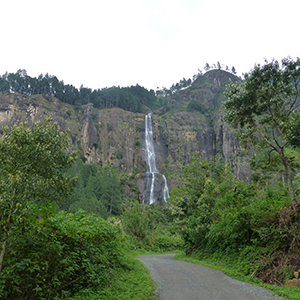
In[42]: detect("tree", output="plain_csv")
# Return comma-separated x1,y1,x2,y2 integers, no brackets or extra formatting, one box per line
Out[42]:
168,156,239,253
224,57,300,203
204,63,210,72
121,200,151,240
231,66,236,74
0,118,76,273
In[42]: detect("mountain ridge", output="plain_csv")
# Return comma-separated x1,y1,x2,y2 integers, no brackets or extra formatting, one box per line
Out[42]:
0,69,249,201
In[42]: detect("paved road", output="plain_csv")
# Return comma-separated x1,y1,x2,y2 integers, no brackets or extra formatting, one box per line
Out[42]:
137,254,288,300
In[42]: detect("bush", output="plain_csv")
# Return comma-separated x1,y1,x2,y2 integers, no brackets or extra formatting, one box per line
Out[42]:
0,210,124,300
120,201,183,252
187,100,208,114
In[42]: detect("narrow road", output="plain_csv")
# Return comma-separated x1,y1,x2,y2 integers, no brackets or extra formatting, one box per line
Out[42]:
138,254,288,300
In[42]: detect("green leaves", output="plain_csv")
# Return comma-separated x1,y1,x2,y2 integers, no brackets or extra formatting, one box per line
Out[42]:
168,156,240,253
224,57,300,133
224,57,300,202
120,201,182,252
0,211,124,299
0,118,76,203
60,159,123,217
0,118,77,275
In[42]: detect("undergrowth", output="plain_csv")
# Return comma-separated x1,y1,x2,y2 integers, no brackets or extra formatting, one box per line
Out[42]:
63,252,157,300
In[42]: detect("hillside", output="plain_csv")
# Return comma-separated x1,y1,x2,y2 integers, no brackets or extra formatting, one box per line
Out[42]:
0,70,249,202
3,61,300,299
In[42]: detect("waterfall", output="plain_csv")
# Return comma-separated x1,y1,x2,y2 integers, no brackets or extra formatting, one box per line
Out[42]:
143,113,169,206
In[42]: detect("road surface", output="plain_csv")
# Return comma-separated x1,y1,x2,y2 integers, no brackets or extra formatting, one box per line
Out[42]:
137,254,288,300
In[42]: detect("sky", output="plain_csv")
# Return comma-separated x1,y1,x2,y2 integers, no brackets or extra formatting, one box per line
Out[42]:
1,0,299,91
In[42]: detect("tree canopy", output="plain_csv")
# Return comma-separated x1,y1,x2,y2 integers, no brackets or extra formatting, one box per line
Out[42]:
0,118,76,273
224,57,300,202
0,70,156,112
59,159,123,218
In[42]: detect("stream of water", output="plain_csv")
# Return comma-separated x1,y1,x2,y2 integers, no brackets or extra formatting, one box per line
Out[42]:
144,113,169,206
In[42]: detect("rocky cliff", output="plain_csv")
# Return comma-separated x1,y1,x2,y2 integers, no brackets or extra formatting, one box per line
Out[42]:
0,70,251,200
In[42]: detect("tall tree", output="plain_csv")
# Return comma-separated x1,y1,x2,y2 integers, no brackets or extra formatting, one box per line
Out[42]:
0,118,76,273
224,57,300,202
204,63,210,72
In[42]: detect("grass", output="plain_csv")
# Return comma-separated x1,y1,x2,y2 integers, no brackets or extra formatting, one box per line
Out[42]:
60,247,300,300
63,252,157,300
174,253,300,300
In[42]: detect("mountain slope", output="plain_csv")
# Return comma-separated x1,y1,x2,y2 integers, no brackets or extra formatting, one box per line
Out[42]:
0,70,249,201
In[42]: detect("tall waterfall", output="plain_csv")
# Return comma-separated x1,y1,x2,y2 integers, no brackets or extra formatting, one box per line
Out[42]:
143,113,169,206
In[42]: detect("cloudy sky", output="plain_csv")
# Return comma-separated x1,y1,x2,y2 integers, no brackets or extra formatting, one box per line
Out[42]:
1,0,299,91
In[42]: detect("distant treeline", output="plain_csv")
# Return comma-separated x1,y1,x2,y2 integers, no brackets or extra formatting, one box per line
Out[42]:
156,62,238,97
0,70,156,112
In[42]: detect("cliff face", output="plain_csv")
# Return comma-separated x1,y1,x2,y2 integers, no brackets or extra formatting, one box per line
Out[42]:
0,70,250,199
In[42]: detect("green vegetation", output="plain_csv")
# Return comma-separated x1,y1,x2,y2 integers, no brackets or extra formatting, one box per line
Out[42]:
0,121,158,300
0,70,156,112
0,118,77,274
187,99,209,114
165,57,300,295
224,57,300,202
58,159,123,218
120,201,183,252
167,154,300,291
156,62,237,97
0,210,124,299
65,252,156,300
2,57,300,300
174,253,300,300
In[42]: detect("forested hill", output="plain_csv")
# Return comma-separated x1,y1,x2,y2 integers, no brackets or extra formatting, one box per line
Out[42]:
0,69,156,112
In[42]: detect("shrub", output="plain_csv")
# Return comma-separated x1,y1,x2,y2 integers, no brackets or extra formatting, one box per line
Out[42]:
0,210,123,300
120,201,183,252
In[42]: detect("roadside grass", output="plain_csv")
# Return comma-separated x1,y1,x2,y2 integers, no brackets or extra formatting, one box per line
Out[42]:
174,253,300,300
63,252,157,300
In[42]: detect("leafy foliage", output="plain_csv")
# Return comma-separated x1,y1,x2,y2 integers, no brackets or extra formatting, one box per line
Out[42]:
0,70,157,112
168,156,239,253
0,210,124,299
120,201,183,252
0,118,77,273
167,154,300,287
59,159,123,218
224,57,300,202
66,252,156,300
187,100,208,114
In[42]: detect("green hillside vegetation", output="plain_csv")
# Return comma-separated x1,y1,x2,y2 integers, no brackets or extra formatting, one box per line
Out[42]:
1,57,300,299
58,159,123,218
0,62,237,115
0,70,156,112
166,57,300,298
0,119,180,299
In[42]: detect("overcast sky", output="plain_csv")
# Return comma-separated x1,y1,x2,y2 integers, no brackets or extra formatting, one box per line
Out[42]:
1,0,299,91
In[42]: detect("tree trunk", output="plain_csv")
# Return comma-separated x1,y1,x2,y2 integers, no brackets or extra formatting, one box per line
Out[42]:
280,150,297,203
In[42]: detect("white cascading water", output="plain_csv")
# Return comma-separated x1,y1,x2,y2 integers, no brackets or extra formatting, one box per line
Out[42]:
162,175,170,201
144,113,169,206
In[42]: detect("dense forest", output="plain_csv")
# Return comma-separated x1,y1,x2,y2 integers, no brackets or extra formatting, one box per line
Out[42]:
0,62,238,112
1,58,300,300
0,69,156,112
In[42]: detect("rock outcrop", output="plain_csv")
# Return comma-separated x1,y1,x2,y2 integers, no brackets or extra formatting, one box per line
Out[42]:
81,103,98,163
0,70,250,198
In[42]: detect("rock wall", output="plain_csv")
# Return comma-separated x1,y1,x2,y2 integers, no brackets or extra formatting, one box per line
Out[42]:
0,70,250,198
